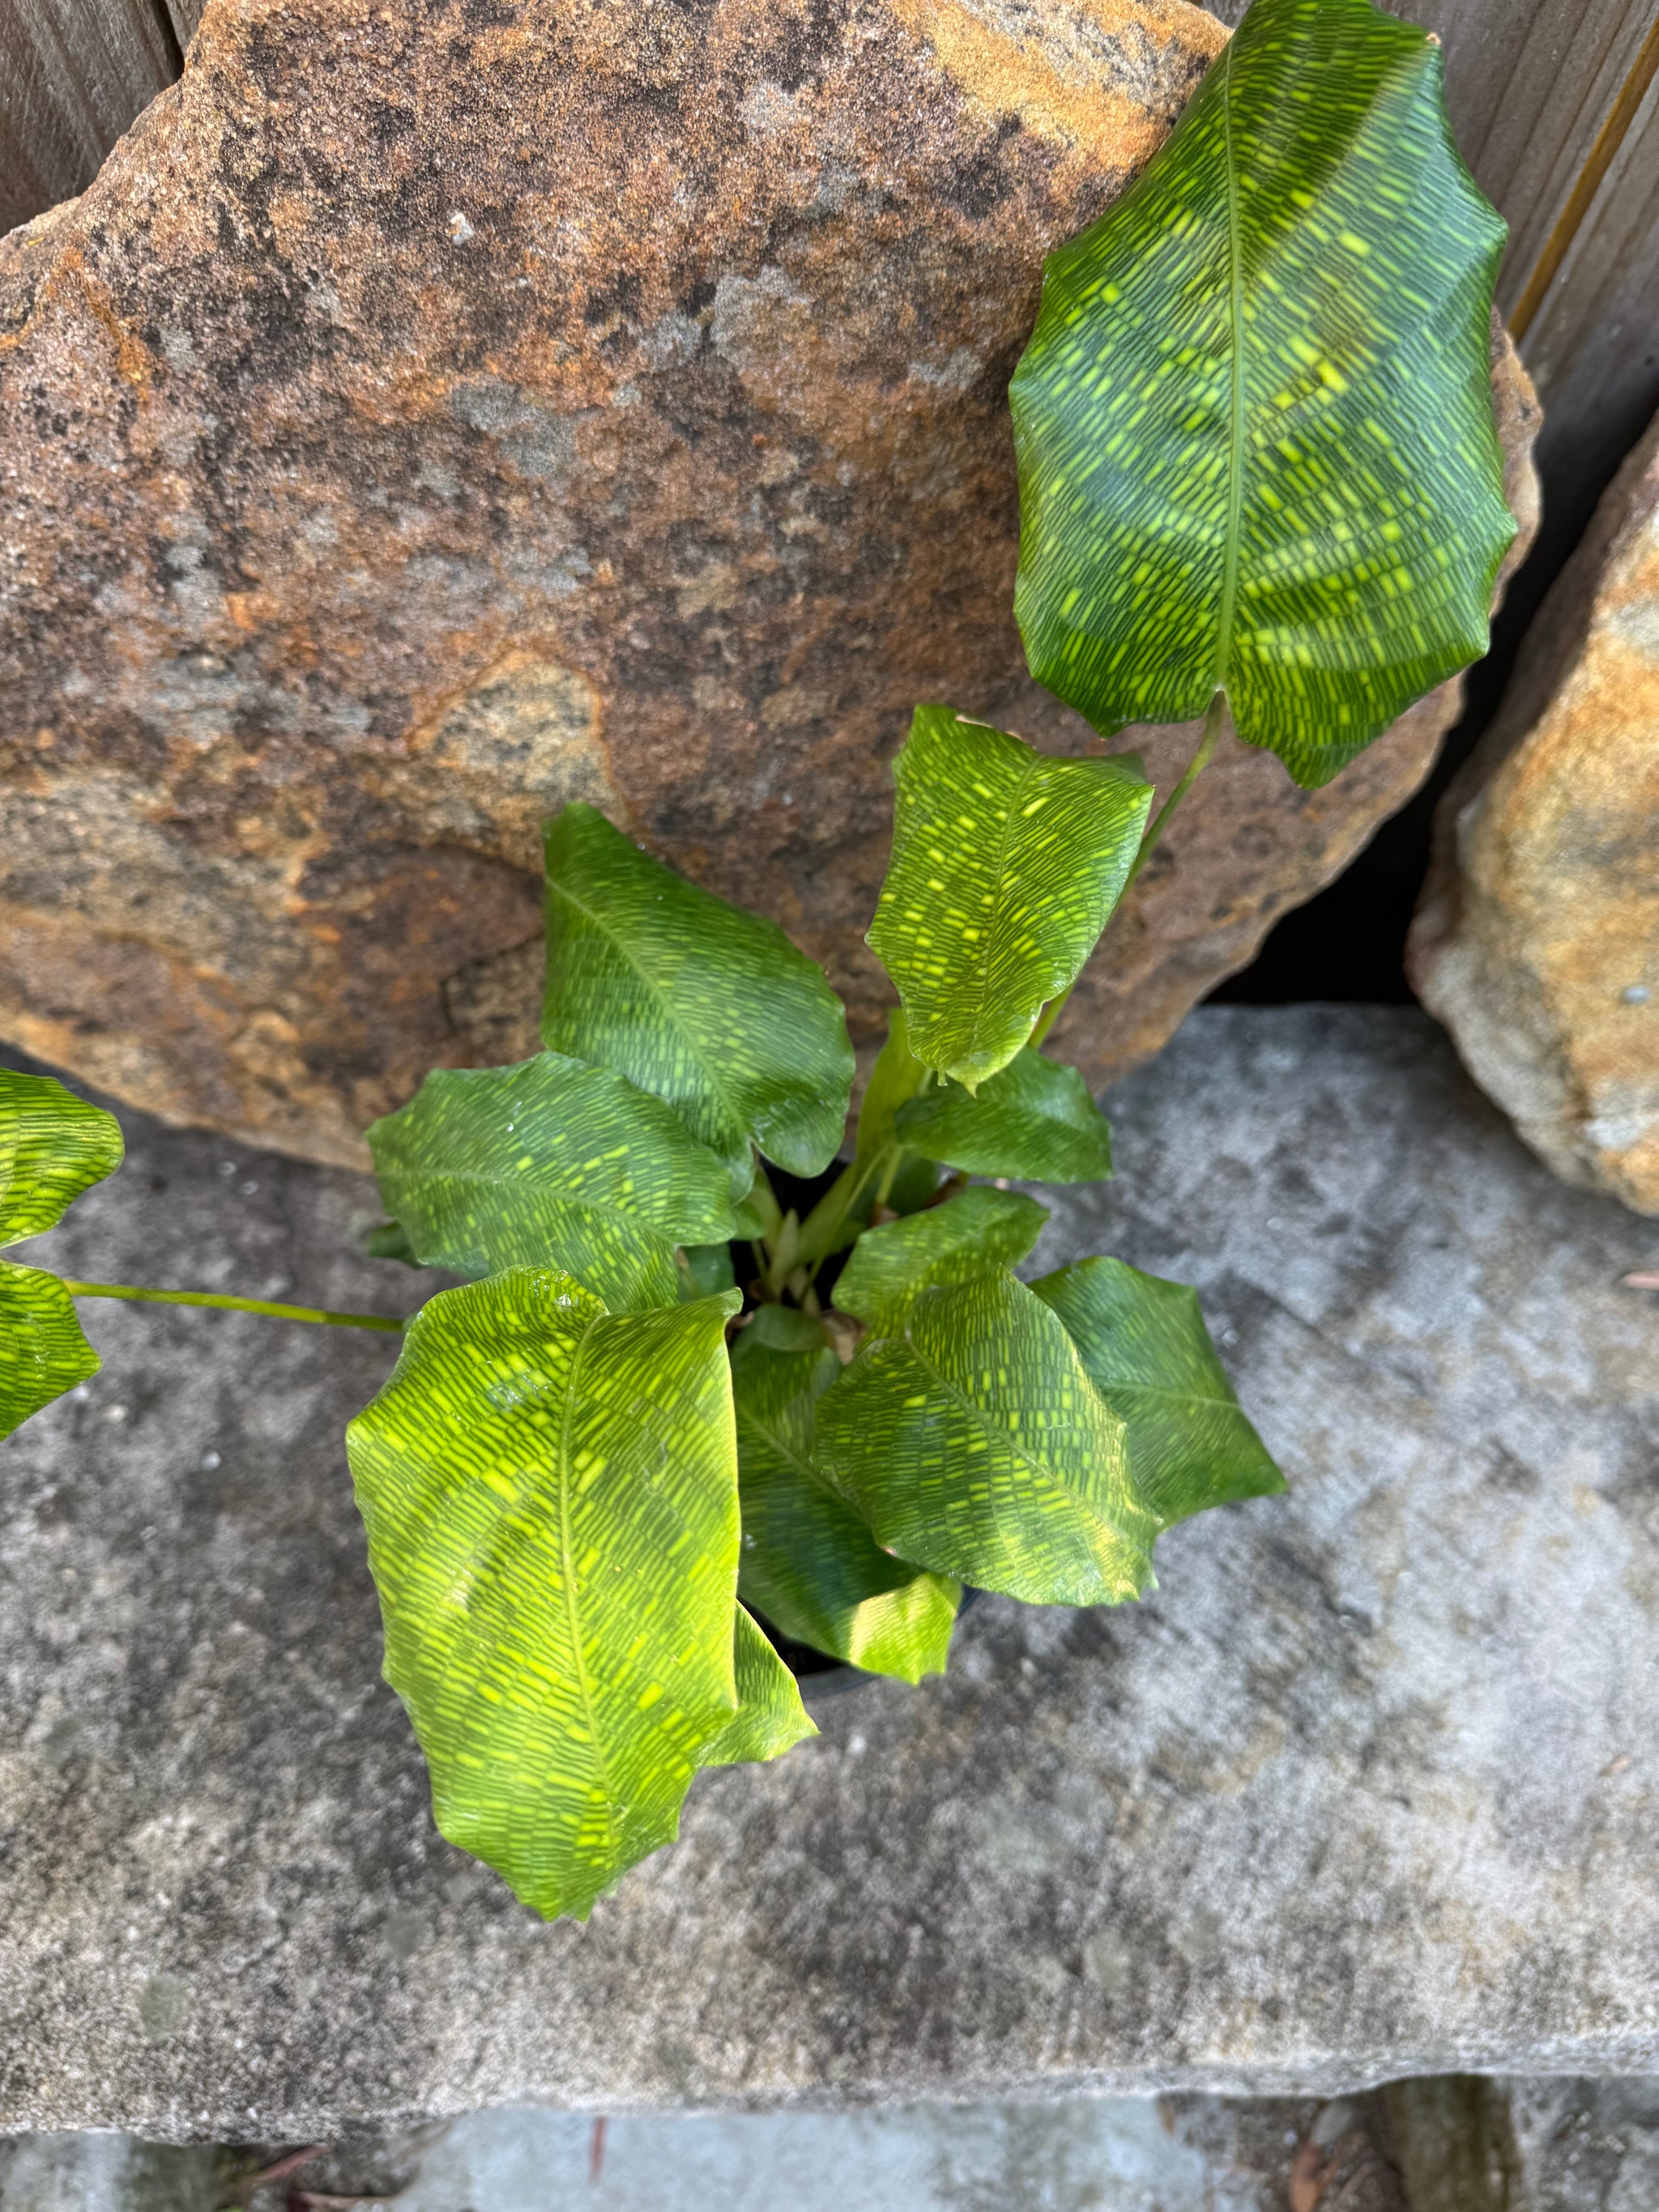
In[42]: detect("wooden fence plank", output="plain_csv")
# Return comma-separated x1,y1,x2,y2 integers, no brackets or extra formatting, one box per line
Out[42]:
1519,62,1659,581
1196,0,1657,318
0,0,177,237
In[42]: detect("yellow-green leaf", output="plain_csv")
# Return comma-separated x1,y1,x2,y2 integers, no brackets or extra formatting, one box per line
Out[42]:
835,1186,1049,1337
542,805,855,1189
367,1051,751,1311
0,1263,100,1440
345,1267,744,1921
731,1328,958,1682
813,1272,1157,1606
867,709,1152,1088
697,1604,818,1766
1010,0,1513,786
896,1051,1113,1183
1034,1257,1284,1526
0,1068,122,1247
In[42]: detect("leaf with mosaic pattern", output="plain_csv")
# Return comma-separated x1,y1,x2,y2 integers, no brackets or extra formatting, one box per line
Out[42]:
1010,0,1513,787
0,1068,123,1247
368,1051,753,1311
346,1268,746,1922
835,1186,1050,1337
867,709,1152,1088
731,1326,959,1682
0,1264,102,1441
895,1051,1114,1183
1033,1257,1284,1527
812,1272,1158,1606
542,805,855,1191
697,1603,818,1766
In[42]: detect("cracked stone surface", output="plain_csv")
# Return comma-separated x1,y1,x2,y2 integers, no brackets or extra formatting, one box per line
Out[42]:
2,1006,1657,2139
0,0,1536,1166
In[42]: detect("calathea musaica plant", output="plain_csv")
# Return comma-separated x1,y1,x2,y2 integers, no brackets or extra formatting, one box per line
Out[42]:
2,0,1511,1918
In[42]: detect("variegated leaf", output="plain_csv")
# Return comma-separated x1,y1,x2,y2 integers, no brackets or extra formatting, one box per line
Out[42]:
868,708,1152,1088
895,1051,1113,1183
346,1267,747,1920
0,1068,122,1247
1034,1257,1284,1527
0,1263,101,1441
542,805,855,1189
1010,0,1513,786
813,1272,1157,1606
835,1186,1050,1337
731,1324,958,1682
367,1051,751,1312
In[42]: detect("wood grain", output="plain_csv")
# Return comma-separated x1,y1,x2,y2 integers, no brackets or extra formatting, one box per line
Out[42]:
1520,60,1659,583
1197,0,1657,314
0,0,177,237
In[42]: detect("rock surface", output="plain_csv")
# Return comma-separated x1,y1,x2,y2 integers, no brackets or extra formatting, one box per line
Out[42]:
2,1006,1657,2137
1411,407,1659,1217
0,0,1537,1168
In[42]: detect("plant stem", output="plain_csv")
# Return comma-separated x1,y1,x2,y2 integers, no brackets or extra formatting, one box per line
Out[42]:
61,1281,406,1332
1122,687,1226,895
1030,688,1226,1051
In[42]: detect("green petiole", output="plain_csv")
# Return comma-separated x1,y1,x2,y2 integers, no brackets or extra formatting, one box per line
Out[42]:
62,1281,407,1332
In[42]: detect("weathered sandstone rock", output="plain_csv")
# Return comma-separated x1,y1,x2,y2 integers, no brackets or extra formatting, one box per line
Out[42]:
1410,407,1659,1216
0,0,1537,1168
3,1008,1657,2136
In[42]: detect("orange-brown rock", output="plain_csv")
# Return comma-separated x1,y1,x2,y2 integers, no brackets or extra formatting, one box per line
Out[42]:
0,0,1535,1168
1410,408,1659,1217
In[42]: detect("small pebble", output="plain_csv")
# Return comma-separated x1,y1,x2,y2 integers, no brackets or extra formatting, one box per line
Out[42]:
1622,984,1649,1004
200,1448,222,1471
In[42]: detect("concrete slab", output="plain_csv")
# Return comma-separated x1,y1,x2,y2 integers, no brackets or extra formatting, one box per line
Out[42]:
2,1009,1656,2137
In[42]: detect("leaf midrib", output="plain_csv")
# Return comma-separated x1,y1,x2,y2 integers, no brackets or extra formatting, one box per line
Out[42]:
555,1310,621,1861
1213,30,1246,698
960,748,1040,1065
899,1333,1143,1554
392,1161,731,1244
548,876,751,1156
1094,1377,1239,1413
736,1394,847,1515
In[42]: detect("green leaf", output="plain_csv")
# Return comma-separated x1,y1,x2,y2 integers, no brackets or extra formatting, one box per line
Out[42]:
0,1068,123,1246
813,1272,1157,1606
867,708,1152,1087
1009,0,1513,787
542,805,855,1187
697,1604,818,1766
731,1328,959,1681
366,1220,419,1266
1033,1258,1284,1527
0,1263,101,1440
835,1186,1050,1336
677,1241,737,1302
896,1051,1113,1183
748,1302,830,1353
368,1051,751,1312
345,1267,745,1922
887,1156,941,1216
